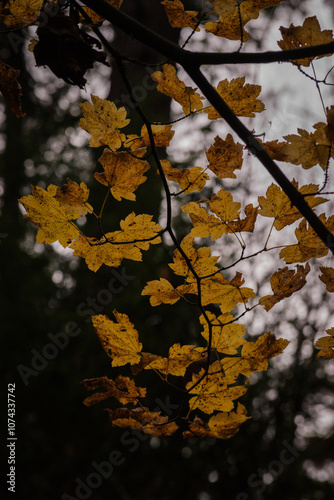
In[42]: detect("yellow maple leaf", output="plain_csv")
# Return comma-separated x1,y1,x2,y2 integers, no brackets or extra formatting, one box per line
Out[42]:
205,77,264,119
141,278,190,306
4,0,44,28
279,214,334,264
222,332,289,378
282,128,331,170
55,178,93,218
151,64,204,115
184,403,249,439
319,267,334,293
83,375,146,406
229,204,258,233
70,213,161,271
200,275,255,311
145,343,205,377
79,95,130,150
258,181,327,230
187,361,247,414
169,235,220,280
162,0,199,31
92,312,143,367
259,263,310,311
205,12,250,42
207,1,283,42
160,160,209,193
19,185,80,248
94,149,149,201
315,328,334,359
117,212,162,249
277,16,334,66
183,188,241,240
106,407,178,436
70,234,140,272
206,134,243,179
200,310,246,355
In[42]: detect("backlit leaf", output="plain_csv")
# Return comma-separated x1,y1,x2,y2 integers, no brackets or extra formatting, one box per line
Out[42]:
162,0,199,31
92,312,143,367
55,178,93,217
319,267,334,293
107,407,178,436
151,64,204,115
79,95,130,150
315,328,334,359
279,214,334,263
146,343,205,377
19,185,80,248
278,16,334,66
259,263,310,311
200,309,246,355
205,77,264,119
160,160,209,193
282,128,331,170
187,361,247,414
83,375,146,406
258,182,327,230
94,149,150,201
206,134,243,179
184,403,249,439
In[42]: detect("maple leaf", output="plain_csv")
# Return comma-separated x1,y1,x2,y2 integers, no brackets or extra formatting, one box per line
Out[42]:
160,160,209,193
279,214,334,264
145,343,205,377
83,375,146,406
106,407,178,436
70,213,161,272
19,185,80,248
222,332,289,378
55,178,93,217
94,149,150,201
4,0,43,29
200,310,246,355
0,59,25,117
205,77,264,119
162,0,199,31
92,312,143,367
259,263,310,311
319,267,334,293
184,403,250,439
277,16,334,66
206,134,243,179
258,181,327,230
182,188,241,240
169,235,220,280
256,139,289,162
79,95,130,150
187,361,247,414
200,274,255,311
151,64,204,115
70,234,139,272
229,204,258,233
315,328,334,359
282,128,331,170
142,278,190,306
205,12,251,42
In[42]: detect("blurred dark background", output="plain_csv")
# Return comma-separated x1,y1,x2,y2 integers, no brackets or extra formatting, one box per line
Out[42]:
1,1,334,499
